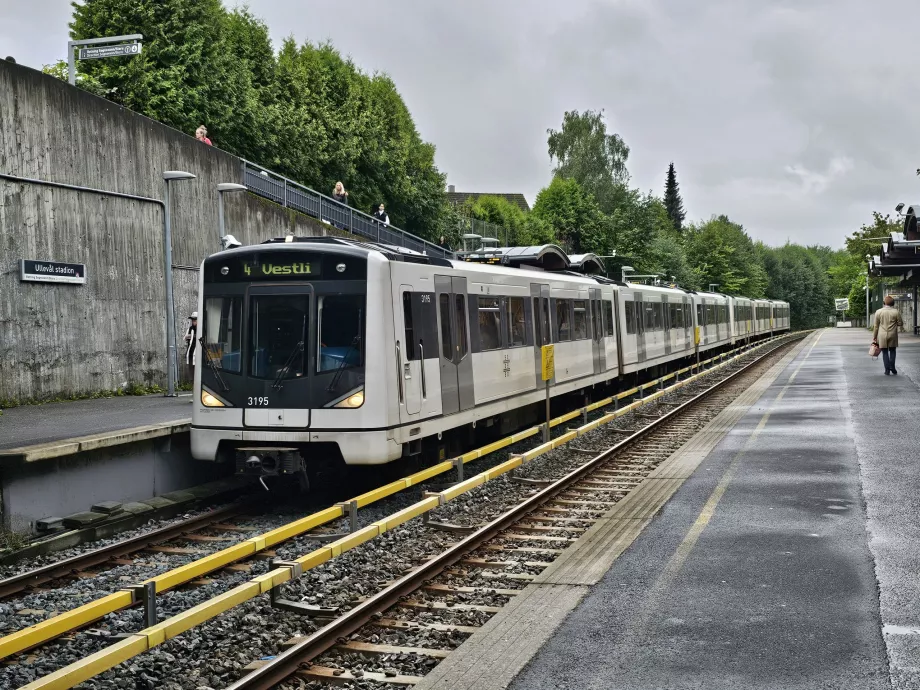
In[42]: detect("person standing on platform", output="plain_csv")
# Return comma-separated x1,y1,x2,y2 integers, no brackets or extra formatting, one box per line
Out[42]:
184,312,198,382
332,181,349,205
873,295,903,375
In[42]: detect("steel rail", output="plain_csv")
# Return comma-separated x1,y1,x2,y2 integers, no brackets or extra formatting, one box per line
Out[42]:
228,333,805,689
0,502,257,600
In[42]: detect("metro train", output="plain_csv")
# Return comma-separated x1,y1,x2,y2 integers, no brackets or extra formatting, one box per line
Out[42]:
191,238,790,483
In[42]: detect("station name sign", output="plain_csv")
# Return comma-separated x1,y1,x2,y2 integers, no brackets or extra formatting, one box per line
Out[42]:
79,43,142,60
20,259,86,285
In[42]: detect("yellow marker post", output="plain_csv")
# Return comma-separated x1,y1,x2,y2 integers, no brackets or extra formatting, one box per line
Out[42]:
541,344,555,442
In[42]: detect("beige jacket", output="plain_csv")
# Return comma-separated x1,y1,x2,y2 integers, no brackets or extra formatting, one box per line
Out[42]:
873,305,903,349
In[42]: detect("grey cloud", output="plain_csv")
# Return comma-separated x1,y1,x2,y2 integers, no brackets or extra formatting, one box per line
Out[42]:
3,0,919,247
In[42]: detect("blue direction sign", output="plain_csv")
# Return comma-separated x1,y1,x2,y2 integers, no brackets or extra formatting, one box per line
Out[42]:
20,259,86,285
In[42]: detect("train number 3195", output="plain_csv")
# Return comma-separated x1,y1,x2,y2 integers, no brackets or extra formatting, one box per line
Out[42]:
247,397,270,406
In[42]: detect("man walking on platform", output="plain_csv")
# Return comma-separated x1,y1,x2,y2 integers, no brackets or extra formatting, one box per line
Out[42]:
873,295,903,375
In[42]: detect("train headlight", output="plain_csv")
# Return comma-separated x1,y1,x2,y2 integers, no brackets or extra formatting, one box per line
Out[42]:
333,388,365,409
201,388,227,407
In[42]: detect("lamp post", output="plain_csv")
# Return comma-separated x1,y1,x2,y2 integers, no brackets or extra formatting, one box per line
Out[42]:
621,265,635,283
866,254,872,330
163,171,197,397
217,183,247,251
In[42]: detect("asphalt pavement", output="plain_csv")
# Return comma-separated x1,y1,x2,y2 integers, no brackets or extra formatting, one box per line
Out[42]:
510,328,913,690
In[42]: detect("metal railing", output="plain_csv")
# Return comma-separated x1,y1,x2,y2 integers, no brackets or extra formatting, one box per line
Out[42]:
456,215,513,247
241,160,454,259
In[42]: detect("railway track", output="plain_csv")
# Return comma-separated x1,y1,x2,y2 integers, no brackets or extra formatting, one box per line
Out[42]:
0,334,800,689
230,333,804,690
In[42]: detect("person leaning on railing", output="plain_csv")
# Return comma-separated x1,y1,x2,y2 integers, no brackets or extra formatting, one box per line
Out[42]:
373,203,389,226
333,181,349,205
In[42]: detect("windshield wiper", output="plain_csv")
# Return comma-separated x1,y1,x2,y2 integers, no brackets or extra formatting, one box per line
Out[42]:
271,341,304,390
326,335,362,392
199,337,230,392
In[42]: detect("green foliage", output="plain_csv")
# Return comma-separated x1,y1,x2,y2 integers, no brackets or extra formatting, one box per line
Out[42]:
758,243,833,329
42,60,111,97
64,0,448,240
464,195,553,247
531,177,610,254
663,162,685,232
547,110,631,215
683,215,768,297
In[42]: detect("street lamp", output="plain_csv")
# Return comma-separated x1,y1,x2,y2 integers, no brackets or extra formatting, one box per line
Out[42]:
621,265,635,283
866,253,872,329
163,170,197,397
217,183,247,251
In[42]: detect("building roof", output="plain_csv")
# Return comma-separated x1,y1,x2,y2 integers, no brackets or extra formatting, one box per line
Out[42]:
446,191,531,213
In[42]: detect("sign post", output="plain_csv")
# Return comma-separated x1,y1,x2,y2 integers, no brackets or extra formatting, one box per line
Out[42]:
68,34,143,86
20,259,86,285
834,298,851,328
541,344,555,443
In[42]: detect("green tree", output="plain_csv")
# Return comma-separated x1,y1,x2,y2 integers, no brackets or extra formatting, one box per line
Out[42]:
531,177,609,254
41,60,111,97
759,244,833,329
683,215,768,296
547,110,631,215
663,162,685,232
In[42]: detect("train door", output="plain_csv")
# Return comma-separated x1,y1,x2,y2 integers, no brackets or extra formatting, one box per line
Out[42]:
662,295,672,356
435,275,474,415
590,288,605,374
636,291,646,363
531,283,551,385
397,286,422,418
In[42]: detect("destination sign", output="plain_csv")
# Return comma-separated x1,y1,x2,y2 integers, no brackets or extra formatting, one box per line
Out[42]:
20,259,86,285
243,261,317,277
79,43,142,60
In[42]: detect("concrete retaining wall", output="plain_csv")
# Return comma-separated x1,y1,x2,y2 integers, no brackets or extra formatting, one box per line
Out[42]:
0,59,354,402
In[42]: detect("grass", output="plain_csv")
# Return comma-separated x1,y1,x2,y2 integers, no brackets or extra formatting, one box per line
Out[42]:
0,382,173,410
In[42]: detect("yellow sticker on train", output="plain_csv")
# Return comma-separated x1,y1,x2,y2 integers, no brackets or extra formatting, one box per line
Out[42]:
541,344,555,381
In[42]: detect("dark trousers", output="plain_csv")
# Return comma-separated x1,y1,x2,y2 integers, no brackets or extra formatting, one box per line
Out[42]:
882,347,897,372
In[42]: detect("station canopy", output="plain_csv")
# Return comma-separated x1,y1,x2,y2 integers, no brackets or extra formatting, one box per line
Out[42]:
459,243,605,274
871,205,920,285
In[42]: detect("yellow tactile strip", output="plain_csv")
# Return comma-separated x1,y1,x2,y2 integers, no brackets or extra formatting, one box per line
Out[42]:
411,332,815,690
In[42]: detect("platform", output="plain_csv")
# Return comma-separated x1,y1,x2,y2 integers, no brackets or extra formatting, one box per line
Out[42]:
417,329,920,690
0,393,191,462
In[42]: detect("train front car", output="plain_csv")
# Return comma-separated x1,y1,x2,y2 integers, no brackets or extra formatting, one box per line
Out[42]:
191,240,394,485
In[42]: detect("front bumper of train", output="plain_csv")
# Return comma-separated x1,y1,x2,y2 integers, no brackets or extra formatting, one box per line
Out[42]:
190,425,403,465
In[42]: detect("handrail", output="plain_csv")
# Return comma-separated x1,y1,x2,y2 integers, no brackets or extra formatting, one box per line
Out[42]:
240,160,454,260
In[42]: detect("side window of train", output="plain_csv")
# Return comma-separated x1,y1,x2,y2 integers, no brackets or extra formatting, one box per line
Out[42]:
697,304,703,326
456,295,469,358
505,297,526,347
556,299,572,341
439,294,451,359
624,301,635,335
402,292,417,360
478,296,502,351
604,300,614,336
573,300,588,339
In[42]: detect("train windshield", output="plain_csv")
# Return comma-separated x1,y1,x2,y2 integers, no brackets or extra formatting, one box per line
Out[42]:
203,296,243,373
250,295,308,379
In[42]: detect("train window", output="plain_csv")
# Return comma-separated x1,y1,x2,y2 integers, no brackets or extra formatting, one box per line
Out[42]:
318,295,365,372
706,304,714,326
403,293,416,361
604,301,614,336
439,294,451,359
250,294,308,379
456,295,469,358
556,299,572,341
625,301,636,335
478,297,502,351
203,296,242,373
591,300,601,340
505,297,526,347
573,300,588,339
697,304,703,326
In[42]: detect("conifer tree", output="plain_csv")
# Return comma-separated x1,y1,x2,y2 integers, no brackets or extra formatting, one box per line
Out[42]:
664,162,686,232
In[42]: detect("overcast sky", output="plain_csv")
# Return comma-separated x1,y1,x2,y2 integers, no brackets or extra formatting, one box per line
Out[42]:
2,0,919,248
